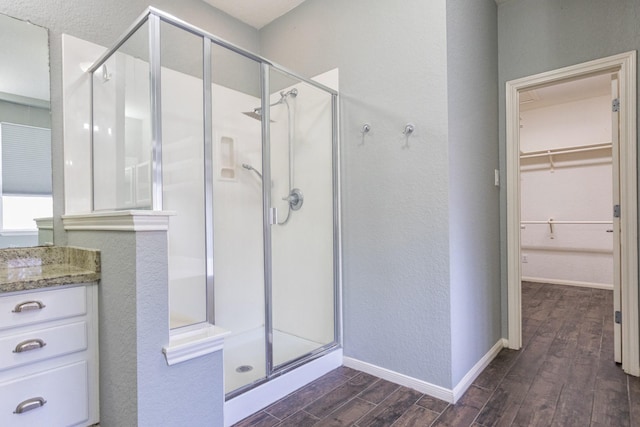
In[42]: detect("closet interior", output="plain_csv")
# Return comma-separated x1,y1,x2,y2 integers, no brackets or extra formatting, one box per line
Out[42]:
519,73,614,290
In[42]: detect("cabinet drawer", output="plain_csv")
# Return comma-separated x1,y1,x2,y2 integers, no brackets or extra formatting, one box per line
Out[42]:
0,286,86,331
0,361,89,427
0,321,87,371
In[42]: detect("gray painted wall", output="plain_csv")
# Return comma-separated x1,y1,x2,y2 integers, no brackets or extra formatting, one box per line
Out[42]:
68,229,224,426
262,0,502,389
497,0,640,335
0,0,260,247
261,0,453,387
446,0,501,385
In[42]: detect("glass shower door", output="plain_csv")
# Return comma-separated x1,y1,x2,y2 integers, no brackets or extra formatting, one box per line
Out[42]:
268,68,337,369
210,42,267,395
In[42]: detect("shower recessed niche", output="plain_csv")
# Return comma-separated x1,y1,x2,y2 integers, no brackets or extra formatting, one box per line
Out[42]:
217,134,236,181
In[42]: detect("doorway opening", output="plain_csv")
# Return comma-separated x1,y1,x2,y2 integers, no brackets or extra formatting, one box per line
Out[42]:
505,51,639,376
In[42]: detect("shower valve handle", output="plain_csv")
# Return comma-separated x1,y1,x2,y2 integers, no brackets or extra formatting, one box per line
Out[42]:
282,188,304,211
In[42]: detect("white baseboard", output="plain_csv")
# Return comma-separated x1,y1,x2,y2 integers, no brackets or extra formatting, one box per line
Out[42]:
451,339,505,402
343,356,454,402
344,339,505,404
522,276,613,290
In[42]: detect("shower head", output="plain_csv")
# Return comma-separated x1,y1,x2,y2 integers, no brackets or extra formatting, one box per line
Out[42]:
282,88,298,98
242,107,276,122
242,109,264,121
242,163,263,180
242,88,298,121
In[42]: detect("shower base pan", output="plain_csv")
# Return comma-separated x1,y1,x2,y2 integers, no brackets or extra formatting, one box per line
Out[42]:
223,327,323,394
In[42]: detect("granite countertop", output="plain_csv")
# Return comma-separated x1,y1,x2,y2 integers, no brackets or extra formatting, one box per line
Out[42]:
0,246,101,293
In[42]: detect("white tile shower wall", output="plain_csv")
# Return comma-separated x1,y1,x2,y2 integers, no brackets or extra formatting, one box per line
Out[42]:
62,35,104,214
161,66,207,326
63,35,153,213
211,83,265,335
520,94,613,287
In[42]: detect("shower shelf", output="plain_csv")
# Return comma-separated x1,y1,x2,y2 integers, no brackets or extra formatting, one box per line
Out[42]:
163,323,230,366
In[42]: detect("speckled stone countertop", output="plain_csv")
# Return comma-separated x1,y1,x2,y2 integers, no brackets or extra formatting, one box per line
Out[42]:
0,246,100,293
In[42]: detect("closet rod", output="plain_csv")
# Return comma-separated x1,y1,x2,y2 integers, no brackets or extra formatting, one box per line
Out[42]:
519,143,612,159
521,220,612,225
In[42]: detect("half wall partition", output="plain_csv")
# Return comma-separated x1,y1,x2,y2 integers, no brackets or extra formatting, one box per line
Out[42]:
89,8,340,397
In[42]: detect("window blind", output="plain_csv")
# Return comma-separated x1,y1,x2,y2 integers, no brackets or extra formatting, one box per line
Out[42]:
0,123,52,195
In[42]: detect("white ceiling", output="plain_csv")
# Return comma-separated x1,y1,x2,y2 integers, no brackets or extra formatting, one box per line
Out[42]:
203,0,308,29
520,73,613,111
0,13,49,102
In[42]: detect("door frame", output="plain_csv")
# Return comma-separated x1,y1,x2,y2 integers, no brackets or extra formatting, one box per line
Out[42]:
505,51,639,375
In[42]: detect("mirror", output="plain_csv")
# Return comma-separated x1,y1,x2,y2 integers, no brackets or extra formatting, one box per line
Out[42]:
0,13,52,248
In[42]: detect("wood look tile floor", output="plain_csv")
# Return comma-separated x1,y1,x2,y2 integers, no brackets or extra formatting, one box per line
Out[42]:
233,282,640,426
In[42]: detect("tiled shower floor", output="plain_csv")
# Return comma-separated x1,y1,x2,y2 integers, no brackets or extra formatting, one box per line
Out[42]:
224,327,322,394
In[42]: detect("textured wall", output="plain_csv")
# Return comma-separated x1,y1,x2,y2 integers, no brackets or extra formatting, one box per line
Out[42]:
67,230,139,424
67,230,224,426
446,0,501,386
497,0,640,335
0,0,260,246
260,0,453,387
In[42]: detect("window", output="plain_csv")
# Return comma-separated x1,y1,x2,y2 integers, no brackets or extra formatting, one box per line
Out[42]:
0,123,52,232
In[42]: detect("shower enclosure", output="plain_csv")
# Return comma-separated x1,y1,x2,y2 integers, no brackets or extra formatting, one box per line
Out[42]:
89,8,340,398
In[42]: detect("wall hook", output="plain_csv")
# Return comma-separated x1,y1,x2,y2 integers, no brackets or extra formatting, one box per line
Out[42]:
102,64,112,82
360,123,371,145
403,123,415,135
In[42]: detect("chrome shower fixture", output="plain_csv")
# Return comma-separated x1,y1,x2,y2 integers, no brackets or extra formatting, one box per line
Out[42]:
241,88,298,121
242,110,265,121
281,88,298,99
240,87,301,225
241,163,262,180
283,188,304,211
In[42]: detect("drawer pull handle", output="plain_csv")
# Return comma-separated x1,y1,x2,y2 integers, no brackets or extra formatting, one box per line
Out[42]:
12,300,46,313
14,397,47,414
13,338,47,353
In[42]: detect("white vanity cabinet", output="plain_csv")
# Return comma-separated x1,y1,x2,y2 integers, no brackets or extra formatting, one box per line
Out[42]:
0,284,99,427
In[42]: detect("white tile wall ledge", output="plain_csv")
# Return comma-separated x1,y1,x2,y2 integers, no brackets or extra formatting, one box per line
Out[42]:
62,210,176,231
163,323,230,366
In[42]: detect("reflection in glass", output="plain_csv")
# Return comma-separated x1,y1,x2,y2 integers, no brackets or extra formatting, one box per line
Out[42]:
92,21,151,211
160,21,207,328
209,41,265,394
0,13,51,247
269,68,335,369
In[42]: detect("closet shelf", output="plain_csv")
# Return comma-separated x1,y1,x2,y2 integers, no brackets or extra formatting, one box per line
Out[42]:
519,142,612,160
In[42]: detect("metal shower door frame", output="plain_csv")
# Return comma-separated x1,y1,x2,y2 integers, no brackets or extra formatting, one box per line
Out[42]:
88,6,343,398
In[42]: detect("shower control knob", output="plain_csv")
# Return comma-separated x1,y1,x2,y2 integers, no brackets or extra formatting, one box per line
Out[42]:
283,188,304,211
